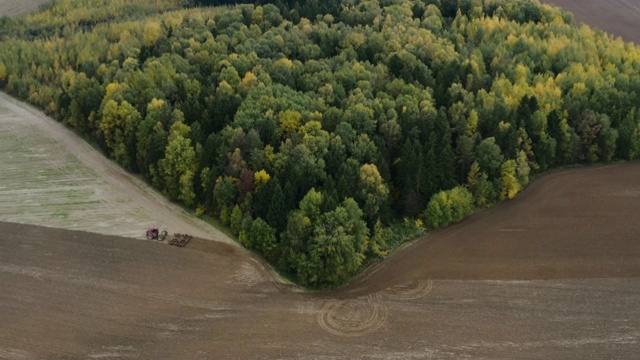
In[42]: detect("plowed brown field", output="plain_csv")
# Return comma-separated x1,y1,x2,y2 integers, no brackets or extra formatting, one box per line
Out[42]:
3,1,640,359
2,91,640,358
543,0,640,43
3,161,640,358
0,0,52,17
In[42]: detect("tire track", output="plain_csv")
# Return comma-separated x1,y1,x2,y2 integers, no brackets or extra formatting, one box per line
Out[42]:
229,262,264,287
317,293,388,337
315,279,434,337
0,263,237,313
383,279,434,301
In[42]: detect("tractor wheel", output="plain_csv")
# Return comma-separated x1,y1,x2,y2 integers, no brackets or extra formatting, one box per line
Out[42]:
146,232,154,240
159,230,168,241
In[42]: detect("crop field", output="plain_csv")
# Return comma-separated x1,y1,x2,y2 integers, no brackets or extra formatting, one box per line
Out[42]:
0,92,234,242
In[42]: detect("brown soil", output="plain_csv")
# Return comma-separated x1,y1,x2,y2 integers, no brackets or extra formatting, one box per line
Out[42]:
542,0,640,43
3,1,640,358
0,0,51,17
345,162,640,295
3,163,640,359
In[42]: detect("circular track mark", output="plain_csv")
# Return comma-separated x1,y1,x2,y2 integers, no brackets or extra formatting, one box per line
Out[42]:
384,279,433,301
317,293,387,337
230,262,263,287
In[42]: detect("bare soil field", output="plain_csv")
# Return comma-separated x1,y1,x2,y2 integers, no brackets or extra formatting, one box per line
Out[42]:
2,1,640,358
0,0,51,17
2,163,640,359
543,0,640,43
1,92,640,358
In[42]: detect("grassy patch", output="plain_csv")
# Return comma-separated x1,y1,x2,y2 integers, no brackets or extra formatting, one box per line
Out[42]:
197,213,236,241
386,220,425,250
52,209,69,219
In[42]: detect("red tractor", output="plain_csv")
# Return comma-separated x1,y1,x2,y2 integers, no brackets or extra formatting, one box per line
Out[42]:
146,226,168,241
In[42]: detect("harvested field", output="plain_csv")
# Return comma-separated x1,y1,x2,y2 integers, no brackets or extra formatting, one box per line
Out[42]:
345,162,640,294
542,0,640,43
0,92,234,243
2,93,640,358
3,163,640,358
0,0,52,17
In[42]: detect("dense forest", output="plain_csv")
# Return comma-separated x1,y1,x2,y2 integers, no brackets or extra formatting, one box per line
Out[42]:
2,0,640,287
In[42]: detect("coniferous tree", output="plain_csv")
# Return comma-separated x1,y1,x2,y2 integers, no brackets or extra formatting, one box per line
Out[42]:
266,181,287,233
